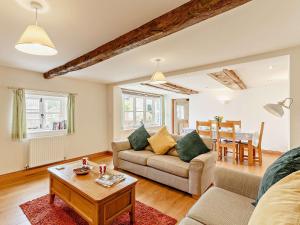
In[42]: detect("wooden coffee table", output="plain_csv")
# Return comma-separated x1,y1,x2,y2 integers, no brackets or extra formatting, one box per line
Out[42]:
48,161,137,225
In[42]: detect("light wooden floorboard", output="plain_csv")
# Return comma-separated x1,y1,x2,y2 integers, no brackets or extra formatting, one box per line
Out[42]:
0,154,278,225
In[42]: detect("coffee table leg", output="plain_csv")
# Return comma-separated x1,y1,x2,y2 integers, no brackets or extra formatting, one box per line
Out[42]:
49,175,55,204
50,193,55,204
130,187,136,224
130,207,135,225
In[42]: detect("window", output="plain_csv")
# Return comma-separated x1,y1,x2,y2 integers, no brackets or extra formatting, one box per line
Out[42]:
122,91,163,129
176,105,185,120
25,92,67,134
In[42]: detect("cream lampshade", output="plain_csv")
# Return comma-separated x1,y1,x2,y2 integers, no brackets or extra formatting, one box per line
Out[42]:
15,1,57,56
264,98,293,117
15,24,57,56
149,58,167,84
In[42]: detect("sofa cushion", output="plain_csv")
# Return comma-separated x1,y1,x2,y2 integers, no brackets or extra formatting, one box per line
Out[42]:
248,171,300,225
128,125,150,151
148,126,176,155
167,147,179,157
179,217,204,225
118,150,154,165
188,187,254,225
254,146,300,205
147,155,189,178
176,130,210,162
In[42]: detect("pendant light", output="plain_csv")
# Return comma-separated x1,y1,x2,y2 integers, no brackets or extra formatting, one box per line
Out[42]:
264,98,293,117
149,58,167,84
15,1,57,56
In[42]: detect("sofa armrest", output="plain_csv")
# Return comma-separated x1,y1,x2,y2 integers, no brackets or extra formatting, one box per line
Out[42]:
189,151,217,196
111,140,131,169
214,167,261,200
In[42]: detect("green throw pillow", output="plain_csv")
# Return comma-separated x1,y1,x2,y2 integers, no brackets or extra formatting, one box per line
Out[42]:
176,130,210,162
254,147,300,206
128,125,150,151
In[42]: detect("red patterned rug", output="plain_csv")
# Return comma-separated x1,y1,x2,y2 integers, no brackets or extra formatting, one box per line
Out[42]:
20,195,177,225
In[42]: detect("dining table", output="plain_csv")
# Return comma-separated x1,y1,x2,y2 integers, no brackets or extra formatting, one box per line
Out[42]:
182,128,256,166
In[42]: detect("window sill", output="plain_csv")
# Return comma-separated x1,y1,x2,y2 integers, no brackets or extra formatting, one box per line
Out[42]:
122,125,162,131
27,129,67,139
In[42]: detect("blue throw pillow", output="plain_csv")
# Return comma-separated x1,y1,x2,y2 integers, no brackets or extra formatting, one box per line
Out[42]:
254,147,300,206
128,125,150,151
176,130,210,162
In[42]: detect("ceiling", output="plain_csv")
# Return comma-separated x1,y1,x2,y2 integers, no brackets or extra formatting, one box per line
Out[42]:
121,55,289,95
0,0,188,72
0,0,298,84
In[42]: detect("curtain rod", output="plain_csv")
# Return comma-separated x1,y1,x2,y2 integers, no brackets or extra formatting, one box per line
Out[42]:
7,86,78,95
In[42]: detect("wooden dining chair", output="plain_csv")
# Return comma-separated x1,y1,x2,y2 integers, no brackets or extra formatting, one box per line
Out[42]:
216,122,239,163
226,120,241,131
196,121,212,138
239,122,264,166
196,121,214,150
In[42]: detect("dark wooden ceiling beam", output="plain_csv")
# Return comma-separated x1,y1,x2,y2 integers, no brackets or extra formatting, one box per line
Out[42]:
44,0,251,79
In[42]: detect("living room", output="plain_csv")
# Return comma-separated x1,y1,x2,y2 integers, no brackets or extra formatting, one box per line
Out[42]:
0,0,299,225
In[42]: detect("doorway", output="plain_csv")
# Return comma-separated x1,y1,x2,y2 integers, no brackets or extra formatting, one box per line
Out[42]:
172,98,189,135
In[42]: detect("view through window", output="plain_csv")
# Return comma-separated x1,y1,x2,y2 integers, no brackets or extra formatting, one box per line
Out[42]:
122,91,162,129
25,93,67,133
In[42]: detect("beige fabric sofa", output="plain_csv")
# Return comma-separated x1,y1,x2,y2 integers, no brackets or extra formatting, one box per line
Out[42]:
179,167,261,225
111,134,217,197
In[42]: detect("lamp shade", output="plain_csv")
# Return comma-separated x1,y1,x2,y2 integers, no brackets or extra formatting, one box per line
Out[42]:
150,71,167,84
15,24,57,56
264,103,284,117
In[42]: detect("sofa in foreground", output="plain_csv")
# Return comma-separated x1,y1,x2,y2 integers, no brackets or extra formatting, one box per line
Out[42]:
111,134,217,197
179,167,261,225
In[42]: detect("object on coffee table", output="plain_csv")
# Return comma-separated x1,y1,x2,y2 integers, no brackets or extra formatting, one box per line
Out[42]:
73,167,90,175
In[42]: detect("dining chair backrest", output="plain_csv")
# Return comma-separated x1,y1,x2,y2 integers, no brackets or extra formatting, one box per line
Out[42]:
253,122,265,149
196,121,212,138
226,120,241,130
217,122,236,142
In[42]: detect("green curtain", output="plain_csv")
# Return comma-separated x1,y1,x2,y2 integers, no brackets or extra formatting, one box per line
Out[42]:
67,94,75,134
12,89,27,140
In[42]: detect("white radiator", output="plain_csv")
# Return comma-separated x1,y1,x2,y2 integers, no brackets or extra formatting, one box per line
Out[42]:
29,136,66,168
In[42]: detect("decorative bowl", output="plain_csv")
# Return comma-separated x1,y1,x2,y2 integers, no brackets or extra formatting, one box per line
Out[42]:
73,167,90,175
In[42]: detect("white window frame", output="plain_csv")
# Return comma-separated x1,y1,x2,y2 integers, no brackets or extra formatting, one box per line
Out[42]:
25,90,68,138
121,91,163,130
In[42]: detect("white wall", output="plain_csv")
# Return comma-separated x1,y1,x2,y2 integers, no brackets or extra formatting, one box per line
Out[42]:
189,83,290,151
0,66,108,175
289,47,300,149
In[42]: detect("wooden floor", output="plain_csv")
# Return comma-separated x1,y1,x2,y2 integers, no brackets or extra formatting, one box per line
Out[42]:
0,153,279,225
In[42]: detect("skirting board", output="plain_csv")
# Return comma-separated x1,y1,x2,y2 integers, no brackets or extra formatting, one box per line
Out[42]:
0,151,112,188
262,149,283,155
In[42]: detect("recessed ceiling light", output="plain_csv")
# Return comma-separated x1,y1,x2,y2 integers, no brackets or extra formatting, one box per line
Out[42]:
269,65,273,70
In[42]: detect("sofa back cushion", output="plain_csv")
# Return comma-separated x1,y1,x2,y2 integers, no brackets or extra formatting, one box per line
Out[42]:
248,171,300,225
176,130,210,162
254,146,300,205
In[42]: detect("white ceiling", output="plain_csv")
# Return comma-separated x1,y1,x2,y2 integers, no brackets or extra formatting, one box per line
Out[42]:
121,55,289,95
0,0,188,72
0,0,298,84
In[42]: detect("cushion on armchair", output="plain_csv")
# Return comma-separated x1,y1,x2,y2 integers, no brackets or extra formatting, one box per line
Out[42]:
176,130,210,162
254,146,300,206
248,171,300,225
